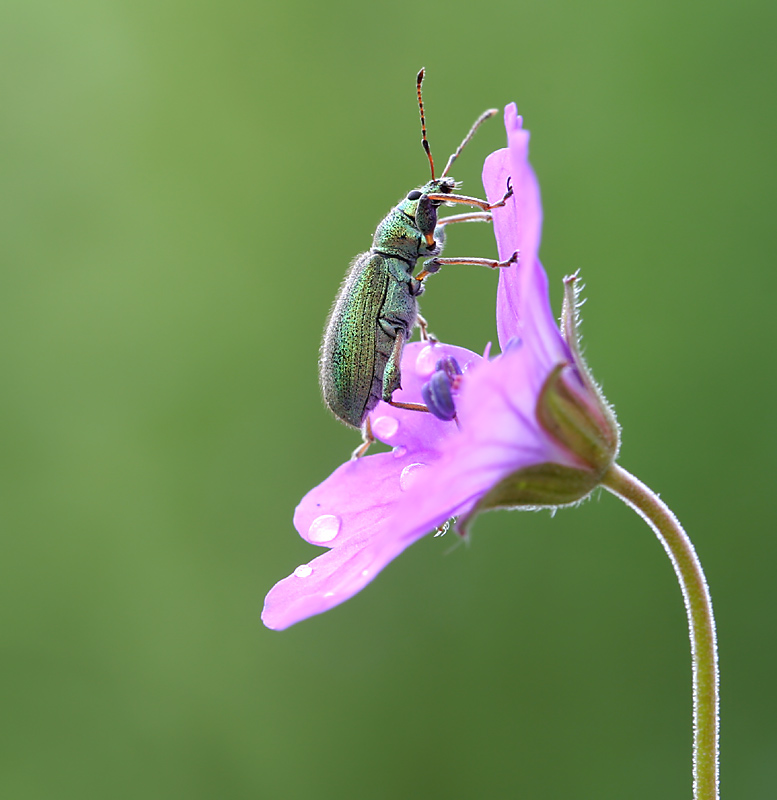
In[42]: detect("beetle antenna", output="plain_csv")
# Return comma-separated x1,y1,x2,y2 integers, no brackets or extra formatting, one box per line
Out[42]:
416,68,435,180
441,108,499,177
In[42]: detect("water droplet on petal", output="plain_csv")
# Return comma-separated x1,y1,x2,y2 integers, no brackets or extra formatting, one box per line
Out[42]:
324,591,335,598
308,514,340,543
415,345,439,377
393,445,407,458
372,415,399,441
361,569,370,578
400,462,427,491
294,564,313,578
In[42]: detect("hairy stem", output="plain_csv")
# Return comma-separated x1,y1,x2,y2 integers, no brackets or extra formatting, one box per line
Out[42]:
602,463,719,800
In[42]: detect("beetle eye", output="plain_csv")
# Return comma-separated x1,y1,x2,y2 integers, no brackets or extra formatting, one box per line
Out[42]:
406,190,422,200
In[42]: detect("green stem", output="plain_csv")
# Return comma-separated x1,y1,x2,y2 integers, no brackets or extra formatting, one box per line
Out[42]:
602,463,719,800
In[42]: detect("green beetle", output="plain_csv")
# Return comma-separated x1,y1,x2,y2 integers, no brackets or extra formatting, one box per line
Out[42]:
319,70,516,456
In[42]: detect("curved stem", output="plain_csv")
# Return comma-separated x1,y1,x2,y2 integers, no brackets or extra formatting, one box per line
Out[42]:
602,463,719,800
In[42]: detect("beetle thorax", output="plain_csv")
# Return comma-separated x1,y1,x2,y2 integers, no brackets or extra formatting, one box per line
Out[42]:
371,178,455,264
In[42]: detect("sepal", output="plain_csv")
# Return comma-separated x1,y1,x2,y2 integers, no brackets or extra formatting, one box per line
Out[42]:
463,461,601,527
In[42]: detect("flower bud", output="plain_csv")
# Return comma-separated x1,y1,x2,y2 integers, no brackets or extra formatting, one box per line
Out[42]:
547,272,620,472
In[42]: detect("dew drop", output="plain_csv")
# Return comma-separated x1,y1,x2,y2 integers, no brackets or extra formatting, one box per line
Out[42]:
372,415,399,441
393,445,407,459
308,514,340,543
400,462,427,491
324,591,335,598
415,345,439,376
361,569,370,578
294,564,313,578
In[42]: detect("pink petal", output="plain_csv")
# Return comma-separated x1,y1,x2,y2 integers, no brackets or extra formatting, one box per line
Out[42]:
392,344,579,535
367,342,483,452
294,448,441,549
262,342,482,629
261,516,428,630
482,106,568,367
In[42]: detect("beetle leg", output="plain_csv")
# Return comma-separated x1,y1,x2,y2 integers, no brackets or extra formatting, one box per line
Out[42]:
417,250,519,280
382,327,406,402
408,276,425,297
425,192,491,211
487,176,514,209
383,327,434,413
416,313,437,343
436,211,492,227
378,318,397,338
389,400,430,413
351,416,375,459
426,177,513,211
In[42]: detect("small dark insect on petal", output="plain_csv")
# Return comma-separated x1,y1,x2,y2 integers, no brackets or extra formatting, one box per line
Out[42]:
435,356,462,380
422,373,456,421
421,357,463,422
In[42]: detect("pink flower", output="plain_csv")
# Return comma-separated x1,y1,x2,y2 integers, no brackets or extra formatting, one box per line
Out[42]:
262,104,618,631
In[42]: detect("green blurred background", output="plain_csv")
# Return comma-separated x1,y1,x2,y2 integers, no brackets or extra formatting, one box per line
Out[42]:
2,0,775,797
